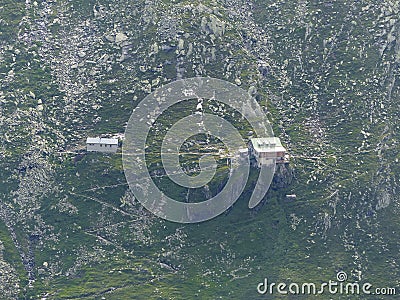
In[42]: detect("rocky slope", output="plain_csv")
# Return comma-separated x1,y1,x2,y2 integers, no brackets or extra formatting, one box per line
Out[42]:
0,0,399,298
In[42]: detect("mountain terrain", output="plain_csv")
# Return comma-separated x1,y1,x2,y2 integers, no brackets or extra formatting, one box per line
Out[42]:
0,0,399,299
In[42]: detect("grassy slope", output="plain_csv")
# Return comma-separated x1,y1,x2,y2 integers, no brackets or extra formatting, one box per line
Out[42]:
0,0,398,299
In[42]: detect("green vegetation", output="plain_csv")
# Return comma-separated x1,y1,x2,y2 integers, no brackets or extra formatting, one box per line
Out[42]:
0,0,399,299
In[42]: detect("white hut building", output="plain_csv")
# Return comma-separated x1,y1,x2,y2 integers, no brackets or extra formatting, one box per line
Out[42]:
250,137,288,167
86,137,119,153
237,148,249,159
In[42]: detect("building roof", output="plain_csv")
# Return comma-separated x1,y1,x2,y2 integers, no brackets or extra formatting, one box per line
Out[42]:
250,137,286,153
86,137,118,145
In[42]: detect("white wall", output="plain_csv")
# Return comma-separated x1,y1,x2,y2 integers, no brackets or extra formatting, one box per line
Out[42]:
87,143,118,153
